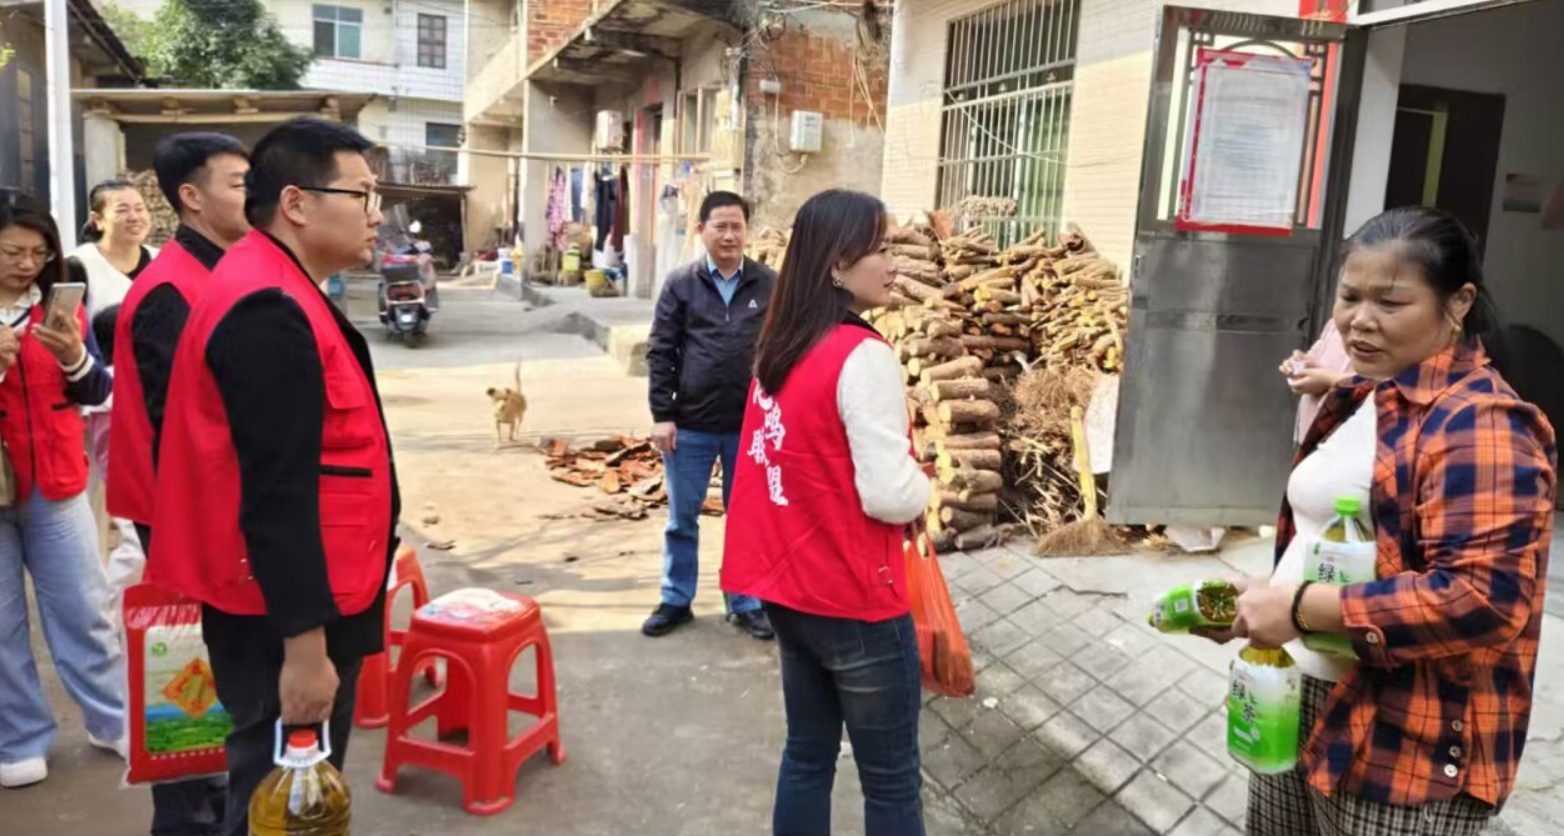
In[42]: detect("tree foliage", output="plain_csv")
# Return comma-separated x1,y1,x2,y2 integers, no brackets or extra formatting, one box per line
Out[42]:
107,0,314,90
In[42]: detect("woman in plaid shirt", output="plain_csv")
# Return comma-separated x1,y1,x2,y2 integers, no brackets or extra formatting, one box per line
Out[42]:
1199,207,1557,836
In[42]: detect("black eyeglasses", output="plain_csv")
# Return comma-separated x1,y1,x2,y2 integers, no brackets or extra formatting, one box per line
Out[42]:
299,186,382,216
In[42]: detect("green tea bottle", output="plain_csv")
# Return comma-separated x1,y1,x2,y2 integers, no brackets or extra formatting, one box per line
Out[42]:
1303,497,1376,657
1227,645,1301,775
1147,580,1239,633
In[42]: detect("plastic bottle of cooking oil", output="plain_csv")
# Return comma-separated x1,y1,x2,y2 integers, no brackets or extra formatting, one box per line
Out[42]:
1304,496,1377,658
249,723,350,836
1228,645,1302,775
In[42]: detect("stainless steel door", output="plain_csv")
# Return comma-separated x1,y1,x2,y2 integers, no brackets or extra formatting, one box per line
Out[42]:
1108,7,1366,526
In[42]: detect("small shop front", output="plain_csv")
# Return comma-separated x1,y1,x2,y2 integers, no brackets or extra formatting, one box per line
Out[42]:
1107,0,1564,527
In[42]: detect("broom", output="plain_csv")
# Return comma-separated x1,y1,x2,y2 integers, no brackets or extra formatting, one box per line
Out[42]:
1035,406,1123,556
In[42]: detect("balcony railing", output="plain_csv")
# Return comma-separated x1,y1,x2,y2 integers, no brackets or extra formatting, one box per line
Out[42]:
374,146,459,188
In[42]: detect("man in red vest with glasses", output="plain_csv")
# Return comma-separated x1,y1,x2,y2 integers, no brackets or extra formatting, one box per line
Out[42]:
149,118,400,836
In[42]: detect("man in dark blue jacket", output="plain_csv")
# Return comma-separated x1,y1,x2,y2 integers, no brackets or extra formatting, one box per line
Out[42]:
644,192,776,640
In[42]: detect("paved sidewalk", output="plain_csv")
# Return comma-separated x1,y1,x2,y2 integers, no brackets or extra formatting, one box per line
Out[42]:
927,537,1564,836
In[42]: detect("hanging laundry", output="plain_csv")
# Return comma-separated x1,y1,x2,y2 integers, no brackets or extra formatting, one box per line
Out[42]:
610,165,631,254
595,165,617,253
547,167,570,251
570,168,585,223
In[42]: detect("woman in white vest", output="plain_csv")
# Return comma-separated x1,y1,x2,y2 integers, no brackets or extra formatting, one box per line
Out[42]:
72,181,157,318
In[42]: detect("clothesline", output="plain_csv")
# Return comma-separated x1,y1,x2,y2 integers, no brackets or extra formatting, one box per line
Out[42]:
405,144,714,164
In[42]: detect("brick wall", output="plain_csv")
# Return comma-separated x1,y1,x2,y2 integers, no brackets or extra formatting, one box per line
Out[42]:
744,23,888,125
528,0,593,65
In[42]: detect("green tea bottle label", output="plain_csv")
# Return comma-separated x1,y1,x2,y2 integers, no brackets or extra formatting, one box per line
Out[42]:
1147,580,1238,633
1304,497,1376,658
1228,645,1301,775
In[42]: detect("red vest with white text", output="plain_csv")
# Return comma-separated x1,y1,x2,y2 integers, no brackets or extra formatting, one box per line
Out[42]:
107,240,208,525
721,324,910,622
147,231,392,617
0,305,93,502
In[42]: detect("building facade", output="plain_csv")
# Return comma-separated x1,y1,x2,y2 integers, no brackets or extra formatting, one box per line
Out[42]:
881,0,1300,267
463,0,889,297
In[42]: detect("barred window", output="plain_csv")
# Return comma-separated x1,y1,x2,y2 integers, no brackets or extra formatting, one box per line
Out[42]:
937,0,1080,244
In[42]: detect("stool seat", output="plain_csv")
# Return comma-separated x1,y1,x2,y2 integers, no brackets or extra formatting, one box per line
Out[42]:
413,588,539,639
377,586,564,815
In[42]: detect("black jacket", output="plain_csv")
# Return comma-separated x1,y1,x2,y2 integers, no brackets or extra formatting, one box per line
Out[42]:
647,257,776,433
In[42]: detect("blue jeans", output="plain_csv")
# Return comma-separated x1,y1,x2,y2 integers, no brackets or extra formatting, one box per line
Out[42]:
766,603,925,836
0,489,125,762
662,428,758,613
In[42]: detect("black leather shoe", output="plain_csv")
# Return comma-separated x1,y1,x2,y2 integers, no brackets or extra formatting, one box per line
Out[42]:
729,609,775,641
642,604,694,637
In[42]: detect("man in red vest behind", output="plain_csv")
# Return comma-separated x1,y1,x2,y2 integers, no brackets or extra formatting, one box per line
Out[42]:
149,118,400,836
108,131,249,836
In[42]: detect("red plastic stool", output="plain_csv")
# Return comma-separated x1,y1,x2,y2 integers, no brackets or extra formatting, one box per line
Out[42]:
354,547,441,728
375,588,564,815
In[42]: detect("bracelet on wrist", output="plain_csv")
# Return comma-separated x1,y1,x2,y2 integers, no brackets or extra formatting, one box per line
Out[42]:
1291,581,1316,635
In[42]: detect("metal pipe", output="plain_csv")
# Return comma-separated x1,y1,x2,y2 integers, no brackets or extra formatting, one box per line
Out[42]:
46,0,77,250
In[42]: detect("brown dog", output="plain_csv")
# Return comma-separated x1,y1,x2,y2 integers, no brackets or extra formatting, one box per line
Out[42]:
486,360,527,445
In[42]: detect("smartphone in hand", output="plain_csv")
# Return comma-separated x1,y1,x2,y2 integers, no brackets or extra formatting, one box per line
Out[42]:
41,282,85,330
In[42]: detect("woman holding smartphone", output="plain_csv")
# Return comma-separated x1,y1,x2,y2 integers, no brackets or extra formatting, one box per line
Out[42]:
0,190,122,789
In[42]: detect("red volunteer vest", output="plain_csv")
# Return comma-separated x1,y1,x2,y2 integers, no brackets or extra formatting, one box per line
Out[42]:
147,231,393,617
0,305,93,502
721,324,910,622
107,240,208,524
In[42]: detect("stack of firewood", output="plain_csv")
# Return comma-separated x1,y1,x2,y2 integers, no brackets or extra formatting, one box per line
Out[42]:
866,220,1129,551
749,227,790,270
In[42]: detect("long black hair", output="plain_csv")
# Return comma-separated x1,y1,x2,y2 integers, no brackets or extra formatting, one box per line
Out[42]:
80,179,137,244
753,189,887,394
1343,205,1507,371
0,188,69,300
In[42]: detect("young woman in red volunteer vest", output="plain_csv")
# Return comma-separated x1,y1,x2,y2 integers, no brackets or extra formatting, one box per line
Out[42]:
150,118,399,836
723,189,932,836
0,191,124,789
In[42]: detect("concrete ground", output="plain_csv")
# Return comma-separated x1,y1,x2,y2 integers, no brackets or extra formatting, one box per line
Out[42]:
6,281,1560,835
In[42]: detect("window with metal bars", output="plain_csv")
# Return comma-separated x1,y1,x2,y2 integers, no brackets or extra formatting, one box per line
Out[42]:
936,0,1080,244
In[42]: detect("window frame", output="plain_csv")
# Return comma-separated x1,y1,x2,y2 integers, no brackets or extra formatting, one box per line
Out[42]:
312,4,364,60
416,13,447,70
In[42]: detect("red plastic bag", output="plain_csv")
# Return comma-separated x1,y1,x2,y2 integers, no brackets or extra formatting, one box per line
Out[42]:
904,531,975,698
123,583,229,784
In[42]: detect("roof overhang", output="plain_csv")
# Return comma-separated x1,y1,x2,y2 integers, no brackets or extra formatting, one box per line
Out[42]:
71,89,375,124
528,0,739,89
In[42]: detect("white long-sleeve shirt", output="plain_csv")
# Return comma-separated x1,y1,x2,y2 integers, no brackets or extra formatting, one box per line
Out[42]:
837,339,932,524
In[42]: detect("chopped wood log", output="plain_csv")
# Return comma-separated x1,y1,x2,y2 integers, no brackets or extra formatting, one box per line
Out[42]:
929,531,957,554
974,288,1022,306
937,431,1001,451
890,243,936,260
887,226,934,248
960,335,1031,352
943,264,978,282
981,312,1032,327
982,366,1022,382
936,507,989,533
945,469,1004,498
895,256,943,283
894,276,946,305
917,355,985,384
920,318,963,339
934,491,1001,513
938,448,1004,472
938,399,1000,427
956,525,1001,551
930,378,994,402
900,336,965,361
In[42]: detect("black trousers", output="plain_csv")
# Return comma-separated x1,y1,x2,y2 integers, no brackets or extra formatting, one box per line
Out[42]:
206,636,363,836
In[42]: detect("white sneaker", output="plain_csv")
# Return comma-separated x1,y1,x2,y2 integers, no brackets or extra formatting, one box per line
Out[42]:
0,758,47,788
88,734,129,761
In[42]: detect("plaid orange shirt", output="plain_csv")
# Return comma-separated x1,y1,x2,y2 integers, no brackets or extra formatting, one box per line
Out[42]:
1277,339,1556,808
